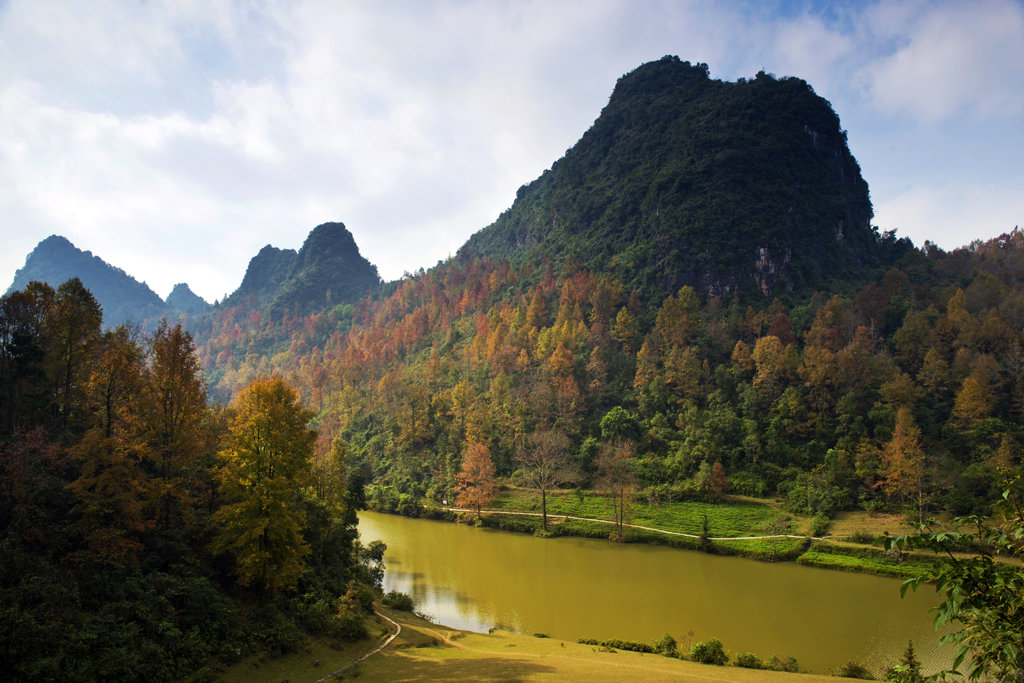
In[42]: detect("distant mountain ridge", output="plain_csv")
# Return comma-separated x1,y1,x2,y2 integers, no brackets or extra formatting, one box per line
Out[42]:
9,222,380,328
166,283,211,315
7,235,176,326
459,56,903,300
224,222,381,315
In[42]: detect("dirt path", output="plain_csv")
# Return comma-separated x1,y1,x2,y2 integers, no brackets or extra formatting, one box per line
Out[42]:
312,609,402,682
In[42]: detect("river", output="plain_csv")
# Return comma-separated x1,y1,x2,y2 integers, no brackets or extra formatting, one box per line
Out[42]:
358,511,951,675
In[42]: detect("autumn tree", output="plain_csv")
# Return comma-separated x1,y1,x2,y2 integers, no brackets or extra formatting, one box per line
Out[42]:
455,440,497,518
145,321,207,530
879,406,927,523
66,326,152,567
515,429,578,531
44,278,102,441
210,377,316,592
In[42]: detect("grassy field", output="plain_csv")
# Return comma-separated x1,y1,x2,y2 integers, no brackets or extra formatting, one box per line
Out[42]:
221,608,851,682
439,488,951,574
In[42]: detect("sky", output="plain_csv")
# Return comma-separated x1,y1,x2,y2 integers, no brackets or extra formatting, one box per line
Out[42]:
1,0,1022,303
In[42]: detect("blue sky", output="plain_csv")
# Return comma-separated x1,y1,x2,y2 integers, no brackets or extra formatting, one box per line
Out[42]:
1,0,1022,302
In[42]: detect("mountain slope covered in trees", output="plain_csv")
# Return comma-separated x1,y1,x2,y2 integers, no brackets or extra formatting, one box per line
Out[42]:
7,235,174,326
222,222,381,315
460,56,906,301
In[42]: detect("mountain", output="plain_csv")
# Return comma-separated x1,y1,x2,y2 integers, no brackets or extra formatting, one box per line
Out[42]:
459,56,903,300
166,283,210,315
222,244,298,309
223,222,381,315
7,235,172,325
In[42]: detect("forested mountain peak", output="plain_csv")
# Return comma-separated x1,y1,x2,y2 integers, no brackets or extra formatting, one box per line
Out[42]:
459,55,905,301
223,244,298,309
222,222,381,316
7,233,171,326
166,282,210,314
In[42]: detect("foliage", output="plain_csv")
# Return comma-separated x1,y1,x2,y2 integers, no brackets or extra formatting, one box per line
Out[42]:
734,652,762,669
211,377,317,592
455,440,497,517
833,661,875,679
654,633,678,657
0,281,368,680
888,480,1024,682
690,638,728,665
382,590,415,612
883,641,924,683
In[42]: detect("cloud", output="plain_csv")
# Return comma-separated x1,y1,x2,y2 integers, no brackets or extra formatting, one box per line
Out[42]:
1,0,1022,303
876,182,1024,251
863,0,1024,122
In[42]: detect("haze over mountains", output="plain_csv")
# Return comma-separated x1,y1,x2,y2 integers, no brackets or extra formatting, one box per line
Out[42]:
8,57,909,328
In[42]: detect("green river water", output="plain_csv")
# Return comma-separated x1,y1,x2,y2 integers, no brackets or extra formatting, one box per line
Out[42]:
359,511,952,676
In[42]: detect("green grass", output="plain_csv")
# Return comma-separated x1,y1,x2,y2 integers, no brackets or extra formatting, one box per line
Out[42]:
795,542,935,579
476,489,807,561
492,488,787,538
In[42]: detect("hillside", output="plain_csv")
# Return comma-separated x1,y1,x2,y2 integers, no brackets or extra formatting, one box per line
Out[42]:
460,56,905,300
7,235,172,326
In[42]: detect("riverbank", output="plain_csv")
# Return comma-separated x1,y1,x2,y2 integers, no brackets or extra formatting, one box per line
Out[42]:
221,606,859,682
415,488,939,579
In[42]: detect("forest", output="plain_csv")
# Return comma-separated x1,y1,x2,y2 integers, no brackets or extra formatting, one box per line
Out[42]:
0,278,378,681
185,230,1024,531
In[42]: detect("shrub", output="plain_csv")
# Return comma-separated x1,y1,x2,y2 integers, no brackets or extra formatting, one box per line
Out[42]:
849,531,877,545
832,661,874,679
690,638,728,665
653,633,678,657
767,655,800,672
382,590,414,612
734,652,763,669
811,513,831,537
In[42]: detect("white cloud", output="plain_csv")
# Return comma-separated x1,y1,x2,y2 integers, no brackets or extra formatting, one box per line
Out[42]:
876,182,1024,251
1,0,1022,302
863,0,1024,122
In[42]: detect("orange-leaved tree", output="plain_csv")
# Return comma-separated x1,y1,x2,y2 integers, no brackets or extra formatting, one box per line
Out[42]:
455,440,496,519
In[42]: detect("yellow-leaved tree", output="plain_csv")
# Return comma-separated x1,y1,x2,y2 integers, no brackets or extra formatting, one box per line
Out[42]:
211,377,316,592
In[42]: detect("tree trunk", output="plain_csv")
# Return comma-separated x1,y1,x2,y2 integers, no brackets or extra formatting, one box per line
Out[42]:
541,488,548,531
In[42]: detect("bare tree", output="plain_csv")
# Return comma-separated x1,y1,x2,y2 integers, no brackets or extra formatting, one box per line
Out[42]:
596,440,636,541
515,429,579,531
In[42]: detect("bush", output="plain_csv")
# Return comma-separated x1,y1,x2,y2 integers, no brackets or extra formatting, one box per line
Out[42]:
382,590,414,612
767,655,800,672
653,633,678,657
734,652,763,669
848,531,877,545
832,661,874,679
811,513,831,537
690,638,728,665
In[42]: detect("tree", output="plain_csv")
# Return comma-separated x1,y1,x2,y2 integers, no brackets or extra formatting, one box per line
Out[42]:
596,440,635,541
66,326,152,567
455,440,497,518
210,377,316,592
145,321,207,530
515,429,578,531
889,477,1023,682
879,407,926,523
44,278,102,441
